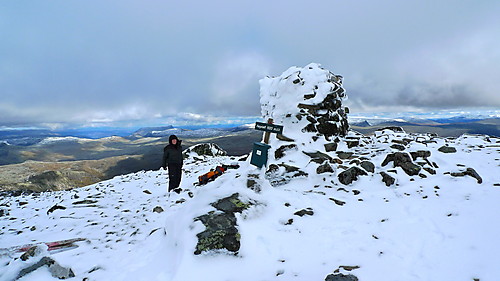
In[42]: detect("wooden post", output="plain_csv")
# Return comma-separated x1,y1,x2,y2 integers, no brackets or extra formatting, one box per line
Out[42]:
263,118,273,144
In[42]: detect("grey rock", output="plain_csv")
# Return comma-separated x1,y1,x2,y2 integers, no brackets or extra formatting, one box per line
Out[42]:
410,150,431,160
360,161,375,173
381,152,421,176
380,172,395,186
294,208,314,217
265,163,308,187
303,151,333,164
17,256,75,280
324,142,338,152
275,144,297,160
329,198,346,206
183,143,227,157
423,167,436,175
338,167,368,185
211,193,251,214
325,273,359,281
194,211,240,255
345,138,360,148
317,163,334,174
20,246,43,261
438,146,457,153
194,194,252,255
336,151,354,160
153,206,164,213
390,144,406,151
246,179,260,192
47,204,66,215
377,126,404,133
451,168,483,184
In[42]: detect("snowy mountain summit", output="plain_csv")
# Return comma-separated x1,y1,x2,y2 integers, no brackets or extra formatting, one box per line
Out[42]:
1,64,500,281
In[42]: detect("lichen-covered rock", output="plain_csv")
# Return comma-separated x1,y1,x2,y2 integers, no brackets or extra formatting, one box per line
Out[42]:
338,167,368,185
211,193,252,214
381,152,421,176
194,212,240,255
194,194,252,255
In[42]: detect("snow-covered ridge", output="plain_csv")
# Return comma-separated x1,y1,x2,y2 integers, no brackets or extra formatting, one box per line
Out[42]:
37,136,93,145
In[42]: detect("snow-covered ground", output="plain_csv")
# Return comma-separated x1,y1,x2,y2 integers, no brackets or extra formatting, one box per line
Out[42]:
1,131,499,281
2,63,499,281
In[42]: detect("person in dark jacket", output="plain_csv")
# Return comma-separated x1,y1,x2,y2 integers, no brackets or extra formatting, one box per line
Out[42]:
162,135,183,192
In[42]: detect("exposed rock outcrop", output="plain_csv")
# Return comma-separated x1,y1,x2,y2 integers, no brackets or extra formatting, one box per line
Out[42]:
194,193,252,255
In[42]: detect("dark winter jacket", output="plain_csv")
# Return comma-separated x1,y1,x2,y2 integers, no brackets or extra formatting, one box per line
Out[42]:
162,135,183,168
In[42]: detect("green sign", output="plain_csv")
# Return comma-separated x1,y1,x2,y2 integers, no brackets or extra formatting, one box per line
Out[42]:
255,122,284,134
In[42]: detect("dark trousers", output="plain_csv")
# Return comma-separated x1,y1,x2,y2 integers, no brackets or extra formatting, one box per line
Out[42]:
167,163,182,191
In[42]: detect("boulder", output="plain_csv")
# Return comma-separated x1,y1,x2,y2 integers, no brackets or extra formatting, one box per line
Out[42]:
381,152,421,176
438,146,457,153
294,208,314,217
317,162,334,174
450,168,483,184
338,167,368,185
410,150,431,160
211,193,251,214
380,172,396,186
303,151,333,164
183,143,227,158
153,206,164,213
194,212,240,255
275,144,298,160
360,161,375,173
194,194,252,255
336,152,354,160
324,142,338,152
17,256,75,280
325,273,359,281
265,164,308,187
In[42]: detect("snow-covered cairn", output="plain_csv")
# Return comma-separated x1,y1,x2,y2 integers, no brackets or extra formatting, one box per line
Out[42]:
260,62,349,142
258,63,351,185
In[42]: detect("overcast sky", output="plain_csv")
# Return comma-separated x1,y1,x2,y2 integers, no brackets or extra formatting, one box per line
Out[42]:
1,0,499,128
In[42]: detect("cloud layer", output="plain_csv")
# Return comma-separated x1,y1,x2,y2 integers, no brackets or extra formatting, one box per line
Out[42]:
1,0,499,127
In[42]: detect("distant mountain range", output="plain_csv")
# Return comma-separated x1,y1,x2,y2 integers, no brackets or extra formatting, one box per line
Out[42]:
350,117,500,137
1,117,499,192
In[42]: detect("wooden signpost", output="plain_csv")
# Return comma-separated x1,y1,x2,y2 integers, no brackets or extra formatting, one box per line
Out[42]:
251,118,284,168
255,118,283,144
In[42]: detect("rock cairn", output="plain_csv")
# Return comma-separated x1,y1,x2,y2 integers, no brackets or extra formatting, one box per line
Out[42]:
260,63,349,142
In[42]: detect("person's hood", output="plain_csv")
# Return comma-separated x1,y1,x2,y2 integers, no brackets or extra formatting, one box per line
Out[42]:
169,135,180,146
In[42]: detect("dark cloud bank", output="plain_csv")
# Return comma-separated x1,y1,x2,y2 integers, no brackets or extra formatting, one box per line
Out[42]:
1,0,499,128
